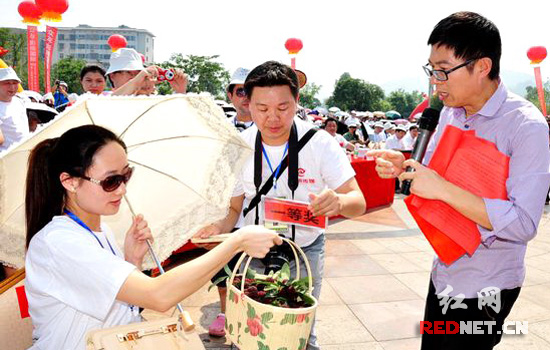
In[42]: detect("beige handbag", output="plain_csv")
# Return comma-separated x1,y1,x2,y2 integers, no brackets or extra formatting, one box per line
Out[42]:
86,311,205,350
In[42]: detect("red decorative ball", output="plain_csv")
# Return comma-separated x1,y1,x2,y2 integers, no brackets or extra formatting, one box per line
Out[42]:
527,46,547,64
36,0,68,21
285,38,303,54
107,35,128,52
18,1,43,25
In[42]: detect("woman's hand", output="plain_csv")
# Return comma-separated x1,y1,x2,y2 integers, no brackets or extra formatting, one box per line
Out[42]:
124,214,153,268
193,224,223,250
232,225,282,258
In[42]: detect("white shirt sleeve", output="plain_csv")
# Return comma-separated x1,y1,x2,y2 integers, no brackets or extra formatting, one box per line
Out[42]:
27,226,136,320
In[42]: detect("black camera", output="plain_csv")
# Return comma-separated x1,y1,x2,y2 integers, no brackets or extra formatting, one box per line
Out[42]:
263,240,294,275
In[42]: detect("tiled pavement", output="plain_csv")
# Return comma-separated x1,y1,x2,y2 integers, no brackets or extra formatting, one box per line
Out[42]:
143,195,550,349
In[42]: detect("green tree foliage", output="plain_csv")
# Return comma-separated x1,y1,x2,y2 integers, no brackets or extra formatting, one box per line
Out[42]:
52,57,87,94
429,93,444,112
524,81,550,114
299,82,321,109
386,89,424,118
158,54,230,98
326,73,385,111
0,28,26,77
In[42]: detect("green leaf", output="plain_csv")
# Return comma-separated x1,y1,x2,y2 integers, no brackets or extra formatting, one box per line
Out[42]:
247,303,256,319
259,332,266,340
246,268,258,279
280,263,291,281
228,324,234,335
257,341,270,350
245,327,249,333
238,321,242,330
223,264,234,277
300,293,315,307
261,312,273,325
277,348,288,350
298,338,307,350
208,275,227,291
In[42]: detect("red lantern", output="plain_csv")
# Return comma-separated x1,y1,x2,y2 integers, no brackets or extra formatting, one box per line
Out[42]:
36,0,69,22
107,35,128,52
0,47,9,57
285,38,303,54
527,46,547,64
18,1,43,26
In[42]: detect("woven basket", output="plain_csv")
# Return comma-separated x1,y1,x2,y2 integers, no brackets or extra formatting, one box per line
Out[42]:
225,238,317,350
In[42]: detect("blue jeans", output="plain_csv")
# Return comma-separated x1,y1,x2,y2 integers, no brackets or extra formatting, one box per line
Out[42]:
248,234,325,350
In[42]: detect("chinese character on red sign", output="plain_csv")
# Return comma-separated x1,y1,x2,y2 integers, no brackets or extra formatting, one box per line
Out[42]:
263,197,327,229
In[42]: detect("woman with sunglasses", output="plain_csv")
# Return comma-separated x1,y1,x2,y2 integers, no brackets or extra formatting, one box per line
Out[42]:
24,124,281,350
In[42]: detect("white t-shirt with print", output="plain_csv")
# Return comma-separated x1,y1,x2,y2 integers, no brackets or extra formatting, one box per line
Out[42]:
0,97,30,152
385,135,406,150
25,216,141,350
233,117,356,247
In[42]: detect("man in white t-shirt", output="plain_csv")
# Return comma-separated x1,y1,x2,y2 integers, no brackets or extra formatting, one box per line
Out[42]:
385,124,407,150
0,68,30,153
226,67,254,132
324,117,355,152
370,121,387,142
402,123,418,150
195,61,366,350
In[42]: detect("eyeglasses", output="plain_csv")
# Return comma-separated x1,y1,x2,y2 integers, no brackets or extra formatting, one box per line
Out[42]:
235,87,247,98
80,167,134,192
422,59,476,81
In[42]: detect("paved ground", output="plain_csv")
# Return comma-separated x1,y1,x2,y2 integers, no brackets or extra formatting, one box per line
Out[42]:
143,195,550,349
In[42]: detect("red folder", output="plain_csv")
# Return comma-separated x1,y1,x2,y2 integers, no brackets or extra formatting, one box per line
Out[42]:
405,125,509,265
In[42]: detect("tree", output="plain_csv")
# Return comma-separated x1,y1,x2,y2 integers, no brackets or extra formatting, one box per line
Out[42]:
299,82,321,109
52,57,87,94
386,89,424,118
524,81,550,114
158,54,230,98
326,73,385,111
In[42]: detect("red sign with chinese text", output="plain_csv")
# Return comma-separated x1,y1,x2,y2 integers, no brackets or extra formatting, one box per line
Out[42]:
44,25,58,93
263,197,327,229
27,26,40,92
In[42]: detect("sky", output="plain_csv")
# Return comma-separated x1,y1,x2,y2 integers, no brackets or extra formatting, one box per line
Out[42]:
2,0,550,100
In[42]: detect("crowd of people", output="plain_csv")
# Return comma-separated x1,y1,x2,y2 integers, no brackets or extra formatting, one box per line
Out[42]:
0,10,549,350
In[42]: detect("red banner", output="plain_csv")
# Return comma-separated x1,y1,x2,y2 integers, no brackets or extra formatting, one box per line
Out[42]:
44,25,58,94
534,66,548,116
26,26,40,92
263,197,327,229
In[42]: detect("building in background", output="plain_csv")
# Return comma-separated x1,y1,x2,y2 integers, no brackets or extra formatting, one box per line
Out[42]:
54,24,155,68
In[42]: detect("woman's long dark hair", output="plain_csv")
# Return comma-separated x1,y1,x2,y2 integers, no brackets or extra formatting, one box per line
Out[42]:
25,125,126,248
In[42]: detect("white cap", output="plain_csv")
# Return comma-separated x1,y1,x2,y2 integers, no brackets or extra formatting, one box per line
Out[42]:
0,67,21,83
106,48,144,75
396,125,407,132
384,122,395,130
42,92,54,102
19,90,42,102
374,121,384,128
229,67,250,86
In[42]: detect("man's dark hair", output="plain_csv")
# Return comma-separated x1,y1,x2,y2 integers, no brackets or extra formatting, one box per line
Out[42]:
227,84,236,94
428,11,501,80
244,61,299,99
80,64,107,81
324,117,338,129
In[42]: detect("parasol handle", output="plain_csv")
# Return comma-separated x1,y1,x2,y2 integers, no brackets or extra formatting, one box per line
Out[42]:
145,239,194,331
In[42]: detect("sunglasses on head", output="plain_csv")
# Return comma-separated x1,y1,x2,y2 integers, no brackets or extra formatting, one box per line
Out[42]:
235,87,247,98
80,167,134,192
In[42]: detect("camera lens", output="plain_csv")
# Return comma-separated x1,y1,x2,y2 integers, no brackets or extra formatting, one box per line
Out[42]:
263,243,294,275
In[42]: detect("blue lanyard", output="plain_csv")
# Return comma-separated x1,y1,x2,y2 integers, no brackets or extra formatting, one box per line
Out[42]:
262,143,289,190
64,209,117,256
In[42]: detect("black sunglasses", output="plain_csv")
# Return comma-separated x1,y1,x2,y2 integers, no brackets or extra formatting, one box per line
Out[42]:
80,167,134,192
235,87,247,98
